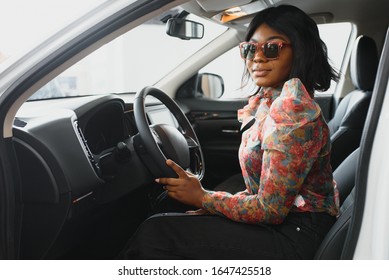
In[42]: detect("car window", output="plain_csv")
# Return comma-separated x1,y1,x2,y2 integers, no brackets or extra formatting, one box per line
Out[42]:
199,22,354,99
316,22,355,95
28,12,227,100
200,46,247,99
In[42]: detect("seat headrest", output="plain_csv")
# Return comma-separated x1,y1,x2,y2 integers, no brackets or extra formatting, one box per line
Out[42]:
350,35,379,91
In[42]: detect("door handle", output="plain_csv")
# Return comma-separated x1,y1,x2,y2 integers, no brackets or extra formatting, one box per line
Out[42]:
222,129,239,134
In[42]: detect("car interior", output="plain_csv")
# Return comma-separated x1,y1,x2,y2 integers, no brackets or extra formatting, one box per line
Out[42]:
1,0,388,260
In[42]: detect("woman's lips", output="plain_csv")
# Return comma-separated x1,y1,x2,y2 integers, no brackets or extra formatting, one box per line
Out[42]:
252,69,270,77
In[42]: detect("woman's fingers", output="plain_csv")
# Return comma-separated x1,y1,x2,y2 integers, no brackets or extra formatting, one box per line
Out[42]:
155,159,189,184
155,177,180,185
164,185,178,192
165,188,177,199
166,159,188,178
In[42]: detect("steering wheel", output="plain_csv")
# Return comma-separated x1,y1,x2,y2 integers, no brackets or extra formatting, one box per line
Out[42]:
133,86,204,180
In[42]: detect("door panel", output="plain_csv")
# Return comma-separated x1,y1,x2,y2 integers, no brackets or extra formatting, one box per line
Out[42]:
0,138,22,259
177,98,247,188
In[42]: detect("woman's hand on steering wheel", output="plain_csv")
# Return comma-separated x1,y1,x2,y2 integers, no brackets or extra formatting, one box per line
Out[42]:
155,159,206,209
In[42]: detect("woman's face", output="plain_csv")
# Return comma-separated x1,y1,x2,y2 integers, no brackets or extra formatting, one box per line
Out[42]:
246,24,293,88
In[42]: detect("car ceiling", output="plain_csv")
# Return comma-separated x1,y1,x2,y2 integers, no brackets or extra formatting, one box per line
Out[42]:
187,0,388,23
183,0,388,45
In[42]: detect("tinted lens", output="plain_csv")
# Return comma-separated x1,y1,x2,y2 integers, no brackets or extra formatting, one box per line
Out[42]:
263,43,280,59
240,42,283,60
240,43,256,60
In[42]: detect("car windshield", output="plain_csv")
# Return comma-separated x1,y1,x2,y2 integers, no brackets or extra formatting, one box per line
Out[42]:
27,9,227,100
0,0,109,65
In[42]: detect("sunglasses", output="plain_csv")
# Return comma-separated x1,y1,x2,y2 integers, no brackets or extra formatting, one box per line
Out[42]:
239,41,291,61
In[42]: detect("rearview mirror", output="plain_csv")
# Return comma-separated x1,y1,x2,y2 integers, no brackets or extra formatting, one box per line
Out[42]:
166,18,204,40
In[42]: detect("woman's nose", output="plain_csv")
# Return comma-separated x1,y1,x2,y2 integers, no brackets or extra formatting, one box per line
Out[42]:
253,48,268,63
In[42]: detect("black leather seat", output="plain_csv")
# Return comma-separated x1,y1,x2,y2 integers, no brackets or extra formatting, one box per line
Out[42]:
314,148,359,259
329,35,378,169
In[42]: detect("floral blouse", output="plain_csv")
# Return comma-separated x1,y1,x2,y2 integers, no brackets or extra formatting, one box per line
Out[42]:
201,78,339,224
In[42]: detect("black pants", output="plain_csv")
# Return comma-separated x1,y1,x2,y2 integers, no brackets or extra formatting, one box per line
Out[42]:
120,194,336,259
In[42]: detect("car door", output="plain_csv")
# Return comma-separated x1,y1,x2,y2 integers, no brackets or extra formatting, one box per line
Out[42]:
0,138,21,259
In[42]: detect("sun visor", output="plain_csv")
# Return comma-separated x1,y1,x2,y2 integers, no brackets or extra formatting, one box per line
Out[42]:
211,1,270,23
196,0,252,12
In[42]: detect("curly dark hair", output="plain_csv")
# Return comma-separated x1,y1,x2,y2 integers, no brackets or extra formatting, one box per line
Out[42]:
242,5,339,95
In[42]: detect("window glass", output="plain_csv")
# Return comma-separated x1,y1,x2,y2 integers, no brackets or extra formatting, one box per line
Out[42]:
29,12,227,100
199,22,354,99
200,46,248,99
317,22,354,94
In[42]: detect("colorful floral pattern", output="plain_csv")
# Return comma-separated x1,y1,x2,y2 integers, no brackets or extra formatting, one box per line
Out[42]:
202,78,339,224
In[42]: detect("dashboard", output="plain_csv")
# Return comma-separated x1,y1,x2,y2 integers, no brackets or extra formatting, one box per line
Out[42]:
12,93,177,258
81,100,127,155
14,93,177,195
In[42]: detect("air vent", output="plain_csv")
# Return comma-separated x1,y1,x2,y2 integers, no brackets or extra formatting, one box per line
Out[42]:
74,121,100,175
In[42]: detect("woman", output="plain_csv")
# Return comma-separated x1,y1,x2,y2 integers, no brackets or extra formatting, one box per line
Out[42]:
122,5,339,259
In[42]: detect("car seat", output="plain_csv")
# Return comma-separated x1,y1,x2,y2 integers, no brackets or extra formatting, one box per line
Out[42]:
314,148,359,259
328,35,378,169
